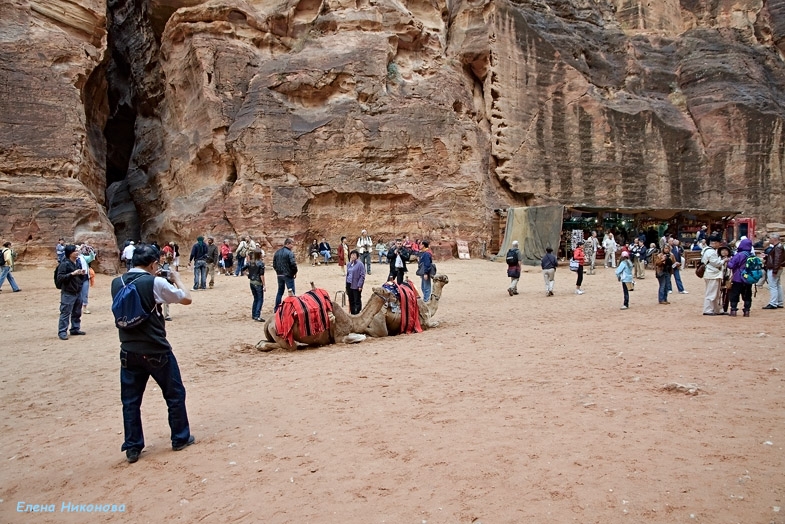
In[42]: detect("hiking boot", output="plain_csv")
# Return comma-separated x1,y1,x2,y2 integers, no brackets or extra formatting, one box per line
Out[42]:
173,435,195,451
743,310,750,317
507,288,514,296
126,449,141,463
729,310,737,317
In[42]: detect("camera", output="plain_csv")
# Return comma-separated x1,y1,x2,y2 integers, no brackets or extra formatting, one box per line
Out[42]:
158,269,170,279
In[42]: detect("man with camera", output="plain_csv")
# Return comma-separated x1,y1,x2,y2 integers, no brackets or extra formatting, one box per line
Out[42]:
387,238,409,284
55,244,88,340
111,244,194,463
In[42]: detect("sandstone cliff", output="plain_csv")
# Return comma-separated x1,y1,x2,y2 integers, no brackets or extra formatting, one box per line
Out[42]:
1,0,784,268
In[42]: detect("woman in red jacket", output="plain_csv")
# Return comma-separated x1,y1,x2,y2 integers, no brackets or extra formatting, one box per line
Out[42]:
574,240,586,295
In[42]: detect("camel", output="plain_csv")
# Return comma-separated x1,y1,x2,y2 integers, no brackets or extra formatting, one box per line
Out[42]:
361,274,449,337
256,284,394,351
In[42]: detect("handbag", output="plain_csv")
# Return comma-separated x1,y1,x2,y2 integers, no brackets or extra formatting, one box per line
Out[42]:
625,281,634,291
569,259,579,272
695,261,706,278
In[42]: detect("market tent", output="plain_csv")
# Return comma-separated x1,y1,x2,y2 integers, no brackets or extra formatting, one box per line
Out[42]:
566,206,741,221
496,205,564,266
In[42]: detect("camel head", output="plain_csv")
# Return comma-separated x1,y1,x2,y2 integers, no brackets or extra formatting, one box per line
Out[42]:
432,274,449,285
371,286,396,303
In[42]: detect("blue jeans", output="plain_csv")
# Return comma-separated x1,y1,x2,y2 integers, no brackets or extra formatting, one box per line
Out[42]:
120,349,190,452
250,283,264,319
193,260,207,289
421,275,432,302
58,292,83,336
274,275,296,311
0,266,20,291
320,249,331,263
234,256,246,276
768,270,783,307
621,282,629,307
673,268,685,292
80,277,89,305
657,273,669,302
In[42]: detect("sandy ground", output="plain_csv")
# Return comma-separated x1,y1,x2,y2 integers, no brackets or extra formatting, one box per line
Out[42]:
1,258,784,524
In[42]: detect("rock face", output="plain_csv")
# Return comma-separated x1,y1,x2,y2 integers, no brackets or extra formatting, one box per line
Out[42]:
0,0,116,269
1,0,785,268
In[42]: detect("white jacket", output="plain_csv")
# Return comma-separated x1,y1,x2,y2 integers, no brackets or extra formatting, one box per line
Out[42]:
701,246,724,280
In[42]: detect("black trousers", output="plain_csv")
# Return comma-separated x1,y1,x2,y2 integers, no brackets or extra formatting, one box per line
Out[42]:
346,283,362,315
575,265,584,287
728,281,752,311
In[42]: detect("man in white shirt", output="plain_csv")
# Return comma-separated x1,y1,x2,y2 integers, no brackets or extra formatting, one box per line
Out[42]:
356,229,373,275
121,241,136,271
602,233,617,268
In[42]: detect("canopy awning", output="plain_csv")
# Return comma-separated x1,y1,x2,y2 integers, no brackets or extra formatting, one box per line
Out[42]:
565,206,742,221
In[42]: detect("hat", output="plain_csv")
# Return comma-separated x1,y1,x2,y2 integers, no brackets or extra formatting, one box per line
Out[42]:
64,244,77,257
129,241,135,245
701,225,707,229
621,251,630,258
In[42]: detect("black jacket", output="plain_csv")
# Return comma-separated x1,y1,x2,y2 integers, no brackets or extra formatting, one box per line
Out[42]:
387,246,409,274
56,259,86,294
273,247,298,277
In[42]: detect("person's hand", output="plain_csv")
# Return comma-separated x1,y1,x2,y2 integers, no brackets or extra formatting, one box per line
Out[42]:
424,274,429,280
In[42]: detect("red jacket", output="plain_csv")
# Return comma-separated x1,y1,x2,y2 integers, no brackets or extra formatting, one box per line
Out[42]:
574,247,585,265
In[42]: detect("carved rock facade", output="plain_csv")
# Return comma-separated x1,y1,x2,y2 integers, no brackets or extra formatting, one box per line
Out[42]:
1,0,784,268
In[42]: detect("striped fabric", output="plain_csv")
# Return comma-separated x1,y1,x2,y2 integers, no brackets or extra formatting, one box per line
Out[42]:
275,288,333,347
398,281,422,334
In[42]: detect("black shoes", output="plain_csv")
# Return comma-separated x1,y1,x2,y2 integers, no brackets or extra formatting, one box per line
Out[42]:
173,435,195,451
126,449,140,463
70,330,86,335
762,304,777,310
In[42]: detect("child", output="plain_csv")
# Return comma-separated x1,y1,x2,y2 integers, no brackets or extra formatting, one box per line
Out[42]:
615,251,634,309
160,253,174,320
247,249,266,321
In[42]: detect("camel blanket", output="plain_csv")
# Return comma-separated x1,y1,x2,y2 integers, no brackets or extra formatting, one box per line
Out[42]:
275,288,333,347
398,281,422,334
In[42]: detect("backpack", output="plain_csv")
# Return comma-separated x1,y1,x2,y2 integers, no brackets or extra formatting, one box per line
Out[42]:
237,243,248,258
741,252,763,285
505,249,519,266
54,266,62,289
0,248,7,267
112,274,155,329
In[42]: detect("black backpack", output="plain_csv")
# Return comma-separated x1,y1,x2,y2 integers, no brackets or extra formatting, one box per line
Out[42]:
54,266,62,289
0,248,7,267
505,249,519,266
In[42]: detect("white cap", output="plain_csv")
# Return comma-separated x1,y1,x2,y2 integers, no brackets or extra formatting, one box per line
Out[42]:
129,241,135,245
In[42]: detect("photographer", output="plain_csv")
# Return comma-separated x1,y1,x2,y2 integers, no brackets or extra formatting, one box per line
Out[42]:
111,244,194,463
55,244,88,340
387,238,409,284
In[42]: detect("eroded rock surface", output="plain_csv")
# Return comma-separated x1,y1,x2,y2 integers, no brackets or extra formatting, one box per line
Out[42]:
1,0,784,268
